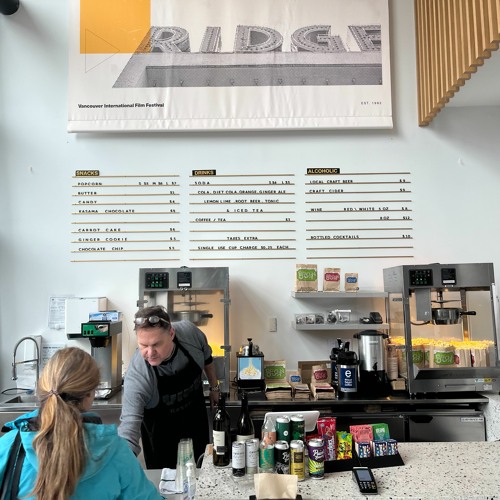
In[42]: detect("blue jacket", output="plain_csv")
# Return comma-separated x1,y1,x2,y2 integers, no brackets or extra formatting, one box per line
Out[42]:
0,410,163,499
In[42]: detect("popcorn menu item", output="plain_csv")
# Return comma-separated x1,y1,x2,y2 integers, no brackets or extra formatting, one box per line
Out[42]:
389,337,494,369
295,264,318,292
323,268,341,292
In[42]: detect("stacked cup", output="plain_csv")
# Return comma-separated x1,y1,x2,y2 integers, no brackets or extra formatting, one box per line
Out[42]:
175,438,196,494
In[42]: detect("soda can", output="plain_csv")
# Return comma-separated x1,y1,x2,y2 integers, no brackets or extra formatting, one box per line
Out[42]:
307,438,325,480
290,440,305,481
259,441,275,472
290,414,305,441
245,438,259,474
232,441,246,477
276,415,291,443
274,440,290,474
387,439,399,456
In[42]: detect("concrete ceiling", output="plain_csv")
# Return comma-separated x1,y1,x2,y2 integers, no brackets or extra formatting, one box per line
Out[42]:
447,48,500,107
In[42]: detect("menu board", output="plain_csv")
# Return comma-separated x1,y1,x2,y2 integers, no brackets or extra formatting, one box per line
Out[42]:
70,168,413,262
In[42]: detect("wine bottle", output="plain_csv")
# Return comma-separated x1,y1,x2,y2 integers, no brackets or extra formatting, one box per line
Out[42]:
212,393,231,467
236,391,255,442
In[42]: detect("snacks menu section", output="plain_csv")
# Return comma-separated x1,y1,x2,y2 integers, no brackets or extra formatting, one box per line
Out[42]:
189,171,296,260
71,171,180,262
304,168,413,260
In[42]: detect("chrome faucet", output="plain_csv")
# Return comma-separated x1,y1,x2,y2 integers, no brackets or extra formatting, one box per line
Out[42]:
12,336,40,388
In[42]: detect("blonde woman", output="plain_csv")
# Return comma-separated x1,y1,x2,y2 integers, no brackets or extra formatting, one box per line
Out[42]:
0,347,162,499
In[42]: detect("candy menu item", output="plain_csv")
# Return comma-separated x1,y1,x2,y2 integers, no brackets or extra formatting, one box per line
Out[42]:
349,424,374,444
336,431,353,460
371,423,390,441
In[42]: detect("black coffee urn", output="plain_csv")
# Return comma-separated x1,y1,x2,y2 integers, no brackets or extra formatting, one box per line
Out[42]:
336,342,359,399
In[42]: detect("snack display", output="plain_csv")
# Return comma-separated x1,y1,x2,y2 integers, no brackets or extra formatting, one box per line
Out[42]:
336,431,353,460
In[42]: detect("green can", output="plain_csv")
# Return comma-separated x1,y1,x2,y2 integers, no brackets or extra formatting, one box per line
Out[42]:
276,415,291,443
291,414,305,441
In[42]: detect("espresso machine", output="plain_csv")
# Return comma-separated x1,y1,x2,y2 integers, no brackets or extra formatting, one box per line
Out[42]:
383,263,500,395
67,321,123,398
137,266,230,394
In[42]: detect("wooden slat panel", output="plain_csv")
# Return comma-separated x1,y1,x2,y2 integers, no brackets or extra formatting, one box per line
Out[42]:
415,0,500,126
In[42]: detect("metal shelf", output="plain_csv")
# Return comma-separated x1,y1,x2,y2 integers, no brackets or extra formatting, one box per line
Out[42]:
291,291,387,299
292,321,389,331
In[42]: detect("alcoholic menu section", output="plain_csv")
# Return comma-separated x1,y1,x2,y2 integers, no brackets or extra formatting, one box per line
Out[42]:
70,168,413,262
71,171,180,262
305,168,413,260
189,170,296,260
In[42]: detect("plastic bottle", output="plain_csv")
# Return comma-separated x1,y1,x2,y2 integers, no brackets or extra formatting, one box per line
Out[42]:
184,462,196,499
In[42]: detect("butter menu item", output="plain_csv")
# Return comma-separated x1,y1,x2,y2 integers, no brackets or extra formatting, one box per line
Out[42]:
295,264,318,292
344,272,359,292
323,267,341,292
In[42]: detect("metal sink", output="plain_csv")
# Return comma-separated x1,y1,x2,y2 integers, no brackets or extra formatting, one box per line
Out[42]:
0,394,39,406
4,395,38,404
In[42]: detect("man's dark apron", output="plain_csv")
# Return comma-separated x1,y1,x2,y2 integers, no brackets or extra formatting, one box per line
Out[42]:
141,339,209,469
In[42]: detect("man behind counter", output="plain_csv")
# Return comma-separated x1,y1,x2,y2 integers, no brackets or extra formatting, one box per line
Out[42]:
118,305,220,469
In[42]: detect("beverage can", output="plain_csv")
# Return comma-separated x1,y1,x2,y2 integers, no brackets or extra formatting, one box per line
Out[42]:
307,438,325,480
276,415,291,443
290,414,305,441
290,440,305,481
245,438,259,474
232,441,246,477
274,440,290,474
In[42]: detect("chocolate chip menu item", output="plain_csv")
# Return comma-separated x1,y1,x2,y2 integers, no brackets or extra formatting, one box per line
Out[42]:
344,272,359,292
323,267,341,292
295,264,318,292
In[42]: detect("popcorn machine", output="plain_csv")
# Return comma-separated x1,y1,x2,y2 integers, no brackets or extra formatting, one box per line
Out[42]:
138,266,230,393
383,263,500,395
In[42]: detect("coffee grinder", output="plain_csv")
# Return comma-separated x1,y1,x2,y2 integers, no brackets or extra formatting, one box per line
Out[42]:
68,321,122,398
354,330,389,396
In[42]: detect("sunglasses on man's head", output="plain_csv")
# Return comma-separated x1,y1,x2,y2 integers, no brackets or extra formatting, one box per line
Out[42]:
134,315,170,327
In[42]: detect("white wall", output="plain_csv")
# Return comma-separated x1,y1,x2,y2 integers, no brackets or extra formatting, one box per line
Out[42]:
1,0,500,388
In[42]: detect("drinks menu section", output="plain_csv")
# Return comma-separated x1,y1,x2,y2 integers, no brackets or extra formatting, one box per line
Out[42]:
71,171,181,262
70,168,413,262
189,170,296,261
305,168,413,260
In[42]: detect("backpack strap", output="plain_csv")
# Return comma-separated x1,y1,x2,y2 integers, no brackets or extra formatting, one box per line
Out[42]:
0,430,24,500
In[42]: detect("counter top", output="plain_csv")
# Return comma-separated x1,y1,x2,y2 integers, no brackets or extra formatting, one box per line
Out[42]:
192,441,500,499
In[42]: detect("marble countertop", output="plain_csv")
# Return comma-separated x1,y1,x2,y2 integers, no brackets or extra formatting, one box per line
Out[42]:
192,441,500,499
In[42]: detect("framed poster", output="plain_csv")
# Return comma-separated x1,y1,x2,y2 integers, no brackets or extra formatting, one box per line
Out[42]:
68,0,392,132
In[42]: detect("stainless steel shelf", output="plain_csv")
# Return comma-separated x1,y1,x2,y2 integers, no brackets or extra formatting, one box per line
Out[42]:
291,291,388,299
292,321,389,331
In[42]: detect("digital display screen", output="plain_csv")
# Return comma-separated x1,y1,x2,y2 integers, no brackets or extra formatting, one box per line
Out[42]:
356,469,372,481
